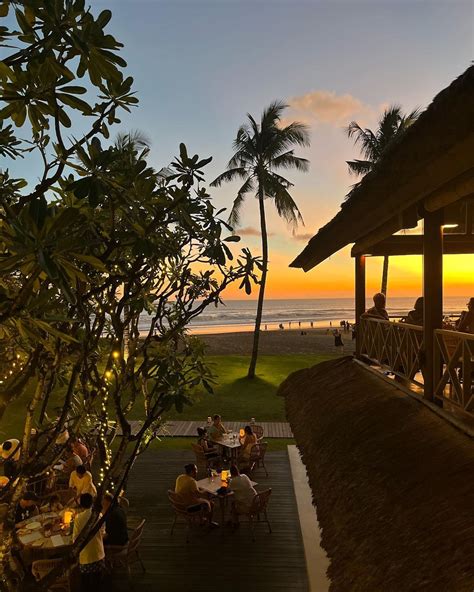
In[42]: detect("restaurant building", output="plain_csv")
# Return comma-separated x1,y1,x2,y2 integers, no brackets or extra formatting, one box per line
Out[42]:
281,65,474,590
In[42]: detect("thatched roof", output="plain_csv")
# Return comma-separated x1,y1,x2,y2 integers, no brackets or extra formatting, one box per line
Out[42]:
291,65,474,271
279,357,474,591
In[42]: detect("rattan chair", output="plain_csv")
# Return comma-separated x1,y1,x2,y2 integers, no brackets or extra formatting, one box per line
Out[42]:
168,490,211,543
252,425,264,441
247,442,269,477
119,495,130,511
32,558,71,592
233,488,272,541
191,443,220,472
105,518,146,578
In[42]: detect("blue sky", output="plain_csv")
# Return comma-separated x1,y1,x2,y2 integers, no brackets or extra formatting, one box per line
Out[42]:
5,0,474,297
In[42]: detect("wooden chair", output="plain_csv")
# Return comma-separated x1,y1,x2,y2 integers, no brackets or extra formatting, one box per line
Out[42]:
252,425,264,441
32,558,71,592
247,442,269,477
119,495,130,511
191,443,220,472
167,490,210,543
105,518,146,578
233,488,272,541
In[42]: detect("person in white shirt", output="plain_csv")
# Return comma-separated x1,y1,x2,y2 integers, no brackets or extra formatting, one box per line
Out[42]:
229,464,257,521
69,465,97,501
72,493,105,592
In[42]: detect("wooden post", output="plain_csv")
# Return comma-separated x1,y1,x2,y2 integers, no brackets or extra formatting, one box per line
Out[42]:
355,254,366,357
423,210,443,400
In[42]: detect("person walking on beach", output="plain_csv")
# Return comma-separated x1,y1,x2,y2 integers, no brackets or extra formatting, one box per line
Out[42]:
333,329,344,353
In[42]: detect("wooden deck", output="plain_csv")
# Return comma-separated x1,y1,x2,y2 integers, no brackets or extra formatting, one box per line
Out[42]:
111,449,308,592
161,420,294,438
119,420,294,438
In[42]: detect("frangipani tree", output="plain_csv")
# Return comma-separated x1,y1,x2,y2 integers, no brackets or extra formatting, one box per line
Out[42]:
0,3,258,590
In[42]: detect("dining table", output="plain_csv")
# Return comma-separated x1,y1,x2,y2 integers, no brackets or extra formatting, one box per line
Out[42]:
16,510,73,557
197,474,257,525
210,432,242,462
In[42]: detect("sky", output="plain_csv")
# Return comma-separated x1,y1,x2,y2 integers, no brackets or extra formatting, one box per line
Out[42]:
9,0,474,300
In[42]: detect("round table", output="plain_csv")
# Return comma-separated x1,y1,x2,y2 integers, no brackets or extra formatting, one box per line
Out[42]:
16,510,73,552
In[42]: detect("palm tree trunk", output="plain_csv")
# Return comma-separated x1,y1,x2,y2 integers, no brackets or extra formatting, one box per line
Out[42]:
248,185,268,379
381,255,389,296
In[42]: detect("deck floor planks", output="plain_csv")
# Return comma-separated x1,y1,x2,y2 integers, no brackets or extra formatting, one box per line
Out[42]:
111,449,308,592
160,421,294,438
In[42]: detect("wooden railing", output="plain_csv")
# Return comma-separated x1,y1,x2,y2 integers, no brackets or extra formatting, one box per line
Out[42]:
434,329,474,413
359,317,425,387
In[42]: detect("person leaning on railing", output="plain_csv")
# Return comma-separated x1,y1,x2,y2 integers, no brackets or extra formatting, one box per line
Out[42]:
456,298,474,334
361,293,389,321
400,297,424,326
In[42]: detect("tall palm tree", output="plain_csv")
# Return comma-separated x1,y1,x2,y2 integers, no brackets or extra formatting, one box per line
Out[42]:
211,101,310,378
346,105,420,295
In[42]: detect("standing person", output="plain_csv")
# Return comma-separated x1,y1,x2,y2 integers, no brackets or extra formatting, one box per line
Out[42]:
362,293,389,320
69,465,97,500
73,493,105,592
333,329,344,354
102,493,129,547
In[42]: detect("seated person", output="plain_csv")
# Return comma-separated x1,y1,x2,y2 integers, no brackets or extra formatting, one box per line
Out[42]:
15,491,39,523
456,298,474,334
362,293,389,321
175,464,212,514
229,465,257,517
101,492,129,547
69,465,97,500
239,426,257,462
197,427,219,458
207,415,227,440
40,493,63,513
62,444,83,475
70,437,89,463
404,297,424,326
73,493,105,589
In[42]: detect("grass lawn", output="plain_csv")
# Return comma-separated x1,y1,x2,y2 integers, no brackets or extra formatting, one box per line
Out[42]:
163,353,334,422
1,354,333,439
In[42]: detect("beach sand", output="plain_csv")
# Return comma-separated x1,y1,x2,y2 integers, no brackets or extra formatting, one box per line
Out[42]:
197,327,355,356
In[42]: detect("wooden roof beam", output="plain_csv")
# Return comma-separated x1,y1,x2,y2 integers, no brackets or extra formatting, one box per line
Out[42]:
351,234,474,257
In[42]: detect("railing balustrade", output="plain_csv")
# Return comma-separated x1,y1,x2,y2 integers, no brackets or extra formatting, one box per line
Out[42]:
359,317,424,387
434,329,474,413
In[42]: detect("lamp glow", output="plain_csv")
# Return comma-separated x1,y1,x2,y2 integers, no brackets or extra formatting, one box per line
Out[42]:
63,510,73,526
239,428,245,438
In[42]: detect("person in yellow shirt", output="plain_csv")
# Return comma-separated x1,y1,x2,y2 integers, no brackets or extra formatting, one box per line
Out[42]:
69,465,97,502
72,493,105,592
175,463,217,526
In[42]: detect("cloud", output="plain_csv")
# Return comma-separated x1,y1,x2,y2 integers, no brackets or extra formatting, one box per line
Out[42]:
237,226,274,237
287,90,373,127
293,232,314,241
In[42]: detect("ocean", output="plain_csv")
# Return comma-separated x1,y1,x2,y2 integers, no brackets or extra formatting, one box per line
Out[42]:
138,296,469,335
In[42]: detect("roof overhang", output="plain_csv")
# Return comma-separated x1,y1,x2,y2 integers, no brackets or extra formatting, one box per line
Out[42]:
291,65,474,272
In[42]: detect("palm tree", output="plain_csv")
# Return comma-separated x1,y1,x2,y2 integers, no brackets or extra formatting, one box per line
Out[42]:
211,101,310,378
346,105,420,295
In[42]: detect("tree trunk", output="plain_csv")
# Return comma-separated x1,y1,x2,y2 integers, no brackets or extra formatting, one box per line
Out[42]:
381,255,389,296
247,184,268,379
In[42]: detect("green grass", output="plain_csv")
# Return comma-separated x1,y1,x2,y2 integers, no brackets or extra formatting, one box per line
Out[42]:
164,354,334,422
1,354,333,439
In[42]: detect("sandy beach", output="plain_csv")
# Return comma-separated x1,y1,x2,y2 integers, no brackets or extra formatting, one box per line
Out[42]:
197,327,355,356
